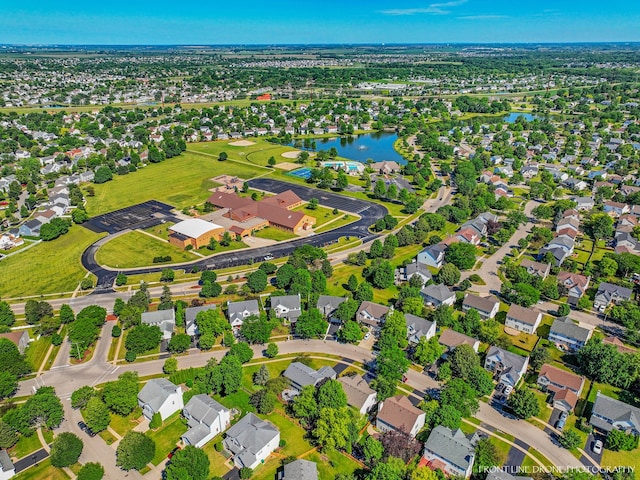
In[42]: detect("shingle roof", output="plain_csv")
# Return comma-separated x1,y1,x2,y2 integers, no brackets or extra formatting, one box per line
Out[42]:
538,364,584,392
224,413,279,467
338,374,376,411
0,450,14,473
141,309,175,325
184,394,228,428
438,329,478,350
138,379,179,412
506,304,541,326
316,295,347,316
463,294,500,313
378,395,424,435
550,317,592,343
590,392,640,433
424,426,475,472
283,459,318,480
421,283,454,302
283,362,336,389
356,301,389,326
227,300,260,323
185,305,216,329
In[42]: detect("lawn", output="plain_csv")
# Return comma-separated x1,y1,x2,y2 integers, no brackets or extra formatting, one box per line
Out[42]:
12,459,70,480
489,436,513,465
147,413,188,465
95,231,199,268
109,409,143,437
202,437,232,478
314,213,358,234
84,150,265,216
0,226,104,298
25,335,51,372
305,450,361,480
10,432,43,460
602,448,640,470
143,222,176,240
501,326,539,352
253,227,297,242
242,359,338,392
189,140,298,168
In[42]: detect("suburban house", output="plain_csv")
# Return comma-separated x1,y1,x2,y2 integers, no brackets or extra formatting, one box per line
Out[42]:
537,364,585,412
557,272,590,306
356,301,390,330
281,459,318,480
573,197,595,211
18,219,43,237
603,201,630,217
417,243,447,269
484,346,529,389
421,426,476,478
420,284,455,307
168,219,225,250
376,395,426,438
184,304,217,337
338,374,377,414
0,450,15,480
590,392,640,435
316,295,347,321
461,294,500,320
520,259,551,279
395,262,433,286
137,378,183,421
0,330,30,355
594,282,633,311
602,336,637,354
405,314,436,345
438,330,480,354
227,300,260,330
282,362,337,392
141,309,176,340
181,394,231,448
548,317,592,351
223,413,280,470
504,304,542,334
270,294,302,323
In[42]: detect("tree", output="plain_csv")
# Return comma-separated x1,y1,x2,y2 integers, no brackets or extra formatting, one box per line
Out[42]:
116,431,155,471
50,432,83,467
585,213,614,241
336,171,349,191
168,333,191,353
355,282,374,302
295,309,328,339
369,457,406,480
373,180,387,199
23,386,64,429
607,429,639,451
312,407,354,452
507,388,540,419
149,413,162,429
473,437,501,479
308,198,319,210
218,355,243,395
317,379,347,410
25,299,53,324
380,429,422,463
347,274,359,292
59,303,75,324
160,268,175,282
102,372,139,416
165,445,210,480
218,152,228,161
250,389,277,414
276,263,296,289
557,304,571,317
0,372,17,400
598,257,618,277
239,467,253,479
195,309,230,338
559,429,582,450
0,338,31,377
338,320,363,343
83,397,110,433
68,317,100,358
444,243,478,270
411,468,439,480
529,347,551,372
469,367,494,397
71,386,96,410
72,208,90,224
241,315,273,344
246,269,268,293
253,365,270,386
0,302,15,327
77,463,104,480
265,343,278,358
449,344,480,380
363,435,384,463
163,357,178,375
436,263,461,286
432,404,462,430
0,421,18,449
413,336,444,366
229,342,254,363
125,324,162,354
291,386,318,422
370,261,395,289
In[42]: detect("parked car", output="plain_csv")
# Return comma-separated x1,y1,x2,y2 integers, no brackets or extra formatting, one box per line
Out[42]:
592,439,603,454
264,255,274,261
168,446,181,459
555,411,568,431
503,385,513,395
364,332,371,341
78,421,96,437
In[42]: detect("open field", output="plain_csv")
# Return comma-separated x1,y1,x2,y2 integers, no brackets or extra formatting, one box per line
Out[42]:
252,227,297,242
95,231,199,268
0,226,104,299
84,151,265,216
12,459,69,480
147,413,187,465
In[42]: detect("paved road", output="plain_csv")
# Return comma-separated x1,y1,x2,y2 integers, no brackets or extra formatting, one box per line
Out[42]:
80,179,389,293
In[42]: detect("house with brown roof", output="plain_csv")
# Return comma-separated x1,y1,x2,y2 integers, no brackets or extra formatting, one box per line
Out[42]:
356,302,389,330
602,336,637,354
557,271,590,306
505,304,542,334
0,330,30,355
461,294,500,320
438,330,480,355
338,374,377,414
520,259,551,279
376,395,426,438
537,364,585,412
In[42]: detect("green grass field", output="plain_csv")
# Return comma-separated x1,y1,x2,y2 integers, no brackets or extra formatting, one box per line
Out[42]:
25,335,51,372
0,226,104,299
95,231,199,268
10,432,43,460
147,414,187,465
253,227,297,242
84,151,266,216
12,459,70,480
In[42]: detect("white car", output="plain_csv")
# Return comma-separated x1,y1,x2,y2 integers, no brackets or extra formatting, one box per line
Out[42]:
364,333,371,341
503,385,513,395
263,255,274,261
593,440,603,454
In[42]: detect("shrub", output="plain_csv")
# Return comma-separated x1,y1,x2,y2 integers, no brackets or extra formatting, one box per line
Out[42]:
152,256,172,264
149,413,161,429
239,467,253,479
77,462,104,480
279,439,287,447
51,333,63,346
214,441,223,452
125,351,136,362
80,278,94,290
111,325,122,338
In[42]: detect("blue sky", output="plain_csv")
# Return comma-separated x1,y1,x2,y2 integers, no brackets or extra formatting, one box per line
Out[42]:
1,0,639,44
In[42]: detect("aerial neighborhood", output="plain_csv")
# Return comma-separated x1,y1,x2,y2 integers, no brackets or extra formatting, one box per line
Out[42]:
1,42,640,480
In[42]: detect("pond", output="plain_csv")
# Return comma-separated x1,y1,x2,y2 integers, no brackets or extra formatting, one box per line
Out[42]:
503,112,538,123
294,132,406,165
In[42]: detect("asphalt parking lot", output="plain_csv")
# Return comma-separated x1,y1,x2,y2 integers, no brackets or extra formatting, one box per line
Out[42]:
83,200,177,234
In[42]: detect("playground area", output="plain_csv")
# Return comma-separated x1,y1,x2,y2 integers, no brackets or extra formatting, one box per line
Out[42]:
210,175,246,193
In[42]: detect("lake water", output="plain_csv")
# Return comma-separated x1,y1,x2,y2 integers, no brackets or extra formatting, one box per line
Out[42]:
296,132,406,165
503,112,537,123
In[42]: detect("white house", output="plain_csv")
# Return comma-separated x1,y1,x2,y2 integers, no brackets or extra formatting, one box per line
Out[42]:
484,346,529,389
227,300,260,330
461,294,500,320
181,394,231,448
137,379,183,421
338,374,377,415
422,426,476,478
223,413,280,470
504,304,542,334
0,450,15,480
141,310,176,340
376,395,426,438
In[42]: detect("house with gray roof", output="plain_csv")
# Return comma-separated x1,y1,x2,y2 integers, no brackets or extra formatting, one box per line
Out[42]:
548,317,592,351
137,378,183,421
594,282,633,311
283,362,336,392
18,219,43,238
484,346,529,389
573,196,595,211
520,259,551,279
356,301,390,329
422,426,476,478
181,394,231,448
417,243,447,269
316,295,347,322
0,450,15,480
405,314,436,345
421,284,455,307
184,304,216,336
141,309,175,340
462,294,500,320
395,262,433,286
590,392,640,435
270,294,302,323
338,374,377,414
223,413,280,470
282,459,318,480
227,300,260,330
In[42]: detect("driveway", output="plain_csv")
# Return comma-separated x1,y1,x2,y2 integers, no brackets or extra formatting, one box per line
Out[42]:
584,433,605,465
13,449,49,473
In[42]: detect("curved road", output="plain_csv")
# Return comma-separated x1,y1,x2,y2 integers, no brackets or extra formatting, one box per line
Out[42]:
82,179,389,293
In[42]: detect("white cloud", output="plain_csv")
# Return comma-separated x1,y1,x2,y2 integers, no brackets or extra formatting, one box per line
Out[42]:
381,0,468,16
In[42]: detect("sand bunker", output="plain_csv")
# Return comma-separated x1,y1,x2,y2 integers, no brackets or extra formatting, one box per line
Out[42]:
229,140,256,147
274,162,300,171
